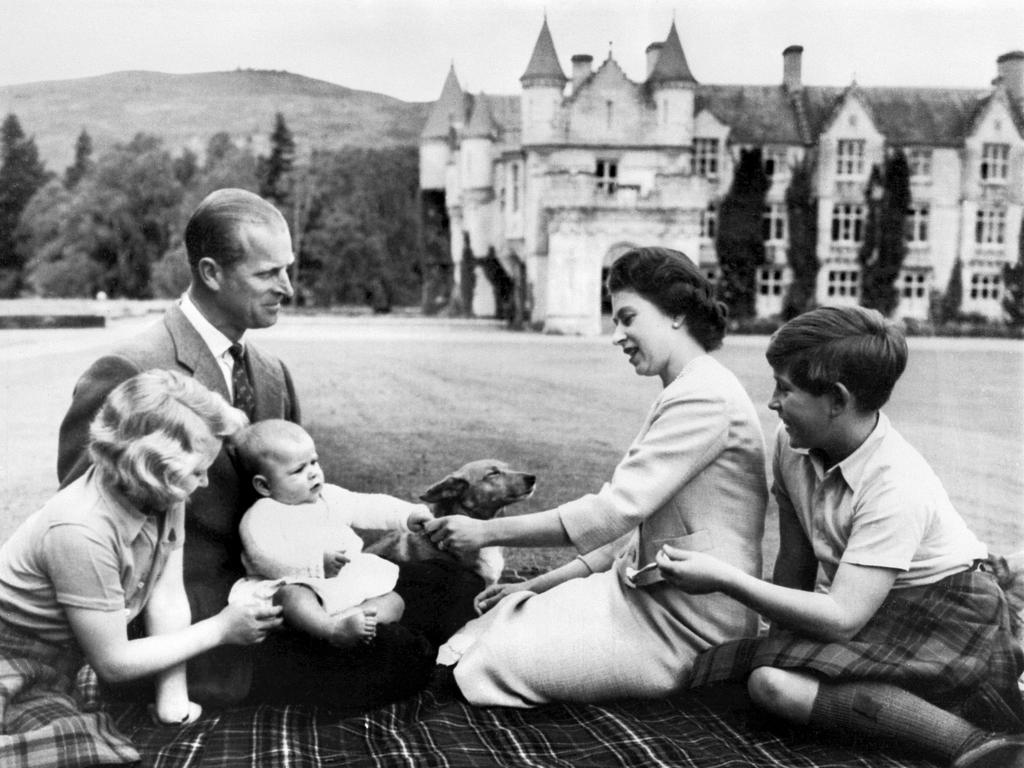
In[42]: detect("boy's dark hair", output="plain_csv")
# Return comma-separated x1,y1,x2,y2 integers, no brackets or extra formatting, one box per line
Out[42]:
606,246,728,351
766,305,908,411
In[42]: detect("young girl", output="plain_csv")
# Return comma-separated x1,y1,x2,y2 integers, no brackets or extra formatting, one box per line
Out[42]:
0,370,282,767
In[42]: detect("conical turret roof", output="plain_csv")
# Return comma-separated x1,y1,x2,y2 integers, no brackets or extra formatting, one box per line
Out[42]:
465,95,497,139
648,22,697,85
520,18,567,86
421,63,468,139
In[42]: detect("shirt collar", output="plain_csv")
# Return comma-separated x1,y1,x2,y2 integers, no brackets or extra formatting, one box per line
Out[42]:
179,292,240,360
87,467,157,543
804,412,890,493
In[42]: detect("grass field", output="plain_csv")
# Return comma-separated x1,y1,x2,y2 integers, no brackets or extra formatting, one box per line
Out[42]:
2,312,1022,576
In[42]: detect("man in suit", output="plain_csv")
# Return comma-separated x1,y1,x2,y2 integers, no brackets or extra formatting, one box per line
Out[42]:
57,189,443,708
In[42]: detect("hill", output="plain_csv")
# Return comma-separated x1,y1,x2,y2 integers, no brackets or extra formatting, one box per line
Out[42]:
0,69,432,170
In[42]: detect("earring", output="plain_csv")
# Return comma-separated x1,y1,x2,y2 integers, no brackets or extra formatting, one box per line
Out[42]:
672,320,681,329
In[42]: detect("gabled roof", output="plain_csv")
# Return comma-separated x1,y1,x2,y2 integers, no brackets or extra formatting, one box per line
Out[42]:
520,18,567,85
421,64,467,139
647,22,697,85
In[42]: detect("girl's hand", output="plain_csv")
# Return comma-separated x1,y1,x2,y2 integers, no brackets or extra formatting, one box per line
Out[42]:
423,516,487,556
217,599,283,645
474,581,533,614
655,545,732,594
323,550,349,578
406,506,434,532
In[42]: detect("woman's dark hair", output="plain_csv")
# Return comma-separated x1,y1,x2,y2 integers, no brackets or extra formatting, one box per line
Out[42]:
606,246,728,351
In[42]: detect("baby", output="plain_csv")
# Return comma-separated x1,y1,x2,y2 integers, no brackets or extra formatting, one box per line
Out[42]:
231,420,433,647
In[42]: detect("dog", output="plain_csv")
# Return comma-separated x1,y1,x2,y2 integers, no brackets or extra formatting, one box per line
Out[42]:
365,459,536,585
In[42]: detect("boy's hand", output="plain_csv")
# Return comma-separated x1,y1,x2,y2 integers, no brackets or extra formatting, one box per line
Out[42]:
655,545,731,594
406,505,434,532
323,550,350,578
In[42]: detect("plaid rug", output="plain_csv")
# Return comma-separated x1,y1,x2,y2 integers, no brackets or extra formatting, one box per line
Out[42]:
108,678,940,768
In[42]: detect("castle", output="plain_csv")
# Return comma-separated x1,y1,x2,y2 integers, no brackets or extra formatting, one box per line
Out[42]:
419,18,1024,334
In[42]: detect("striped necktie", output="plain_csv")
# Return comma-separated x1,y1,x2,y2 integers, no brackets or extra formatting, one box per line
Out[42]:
228,343,256,420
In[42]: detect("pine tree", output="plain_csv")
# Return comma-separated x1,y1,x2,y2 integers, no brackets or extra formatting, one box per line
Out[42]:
937,257,964,323
715,147,770,321
1002,215,1024,326
64,128,94,189
782,153,819,319
859,149,911,316
258,112,296,205
0,113,50,293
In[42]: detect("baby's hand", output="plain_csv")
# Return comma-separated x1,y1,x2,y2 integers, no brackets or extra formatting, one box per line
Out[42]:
406,505,434,532
324,550,349,578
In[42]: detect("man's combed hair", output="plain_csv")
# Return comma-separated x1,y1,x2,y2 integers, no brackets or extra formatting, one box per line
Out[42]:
89,369,247,511
606,246,728,351
766,305,908,412
184,188,287,270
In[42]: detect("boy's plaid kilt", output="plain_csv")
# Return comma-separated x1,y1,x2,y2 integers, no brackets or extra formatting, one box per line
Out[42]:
0,618,139,767
687,567,1024,732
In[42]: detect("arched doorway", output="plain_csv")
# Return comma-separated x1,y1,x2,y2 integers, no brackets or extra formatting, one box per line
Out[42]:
601,243,637,314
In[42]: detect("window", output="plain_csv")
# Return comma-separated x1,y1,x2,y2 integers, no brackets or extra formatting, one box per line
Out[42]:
509,163,520,212
831,203,866,243
595,159,617,195
975,206,1006,245
694,138,720,178
757,267,785,296
980,143,1009,182
905,204,929,243
969,272,1003,301
606,100,614,130
700,202,717,239
835,139,865,177
762,148,789,179
907,148,932,180
899,270,928,299
762,204,788,243
826,269,861,298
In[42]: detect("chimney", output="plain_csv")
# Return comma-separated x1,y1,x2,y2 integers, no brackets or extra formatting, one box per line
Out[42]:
783,45,804,91
571,54,593,92
997,50,1024,102
645,42,664,79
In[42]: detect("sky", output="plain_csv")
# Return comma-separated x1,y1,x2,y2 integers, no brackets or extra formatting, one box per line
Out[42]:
2,0,1023,102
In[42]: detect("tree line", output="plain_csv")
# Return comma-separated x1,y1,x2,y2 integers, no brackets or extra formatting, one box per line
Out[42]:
0,112,448,312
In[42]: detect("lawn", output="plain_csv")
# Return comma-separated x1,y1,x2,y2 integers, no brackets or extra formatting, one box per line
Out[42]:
2,313,1022,575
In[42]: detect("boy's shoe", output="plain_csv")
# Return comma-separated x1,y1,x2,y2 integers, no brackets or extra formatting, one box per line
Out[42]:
953,734,1024,768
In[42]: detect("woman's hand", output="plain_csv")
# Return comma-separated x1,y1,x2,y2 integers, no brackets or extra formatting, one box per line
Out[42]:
423,516,488,556
216,599,283,645
474,581,534,614
655,545,733,594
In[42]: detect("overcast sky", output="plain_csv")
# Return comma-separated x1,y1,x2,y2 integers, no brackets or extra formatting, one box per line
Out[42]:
2,0,1022,102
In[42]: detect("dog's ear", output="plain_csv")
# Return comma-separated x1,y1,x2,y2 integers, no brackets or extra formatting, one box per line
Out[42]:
420,476,470,503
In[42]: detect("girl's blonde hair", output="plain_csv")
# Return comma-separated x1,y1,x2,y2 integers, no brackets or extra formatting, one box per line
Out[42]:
89,369,248,510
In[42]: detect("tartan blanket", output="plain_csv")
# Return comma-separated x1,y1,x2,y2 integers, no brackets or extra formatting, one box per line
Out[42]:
108,680,940,768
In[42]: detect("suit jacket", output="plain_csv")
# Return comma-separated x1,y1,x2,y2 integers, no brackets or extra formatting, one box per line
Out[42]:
57,302,301,703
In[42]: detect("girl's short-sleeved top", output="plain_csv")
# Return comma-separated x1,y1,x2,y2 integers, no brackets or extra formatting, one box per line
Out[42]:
0,468,185,644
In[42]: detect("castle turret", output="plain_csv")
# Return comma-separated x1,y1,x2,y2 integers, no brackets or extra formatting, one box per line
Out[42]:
462,95,496,190
520,18,567,145
647,22,696,147
420,64,466,190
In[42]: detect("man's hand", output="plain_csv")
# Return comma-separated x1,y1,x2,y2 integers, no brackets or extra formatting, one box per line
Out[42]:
323,550,350,578
423,516,488,557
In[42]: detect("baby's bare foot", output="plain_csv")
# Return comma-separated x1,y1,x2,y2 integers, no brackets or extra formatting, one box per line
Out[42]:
327,607,378,648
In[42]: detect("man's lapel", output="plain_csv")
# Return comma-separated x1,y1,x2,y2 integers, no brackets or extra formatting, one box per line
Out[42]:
164,303,231,401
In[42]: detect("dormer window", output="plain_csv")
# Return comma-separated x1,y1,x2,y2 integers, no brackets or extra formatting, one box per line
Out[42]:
980,143,1009,183
835,140,865,177
694,138,720,178
596,159,617,195
908,149,932,180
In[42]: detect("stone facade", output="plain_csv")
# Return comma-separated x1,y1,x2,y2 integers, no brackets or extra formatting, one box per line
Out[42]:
420,19,1024,334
